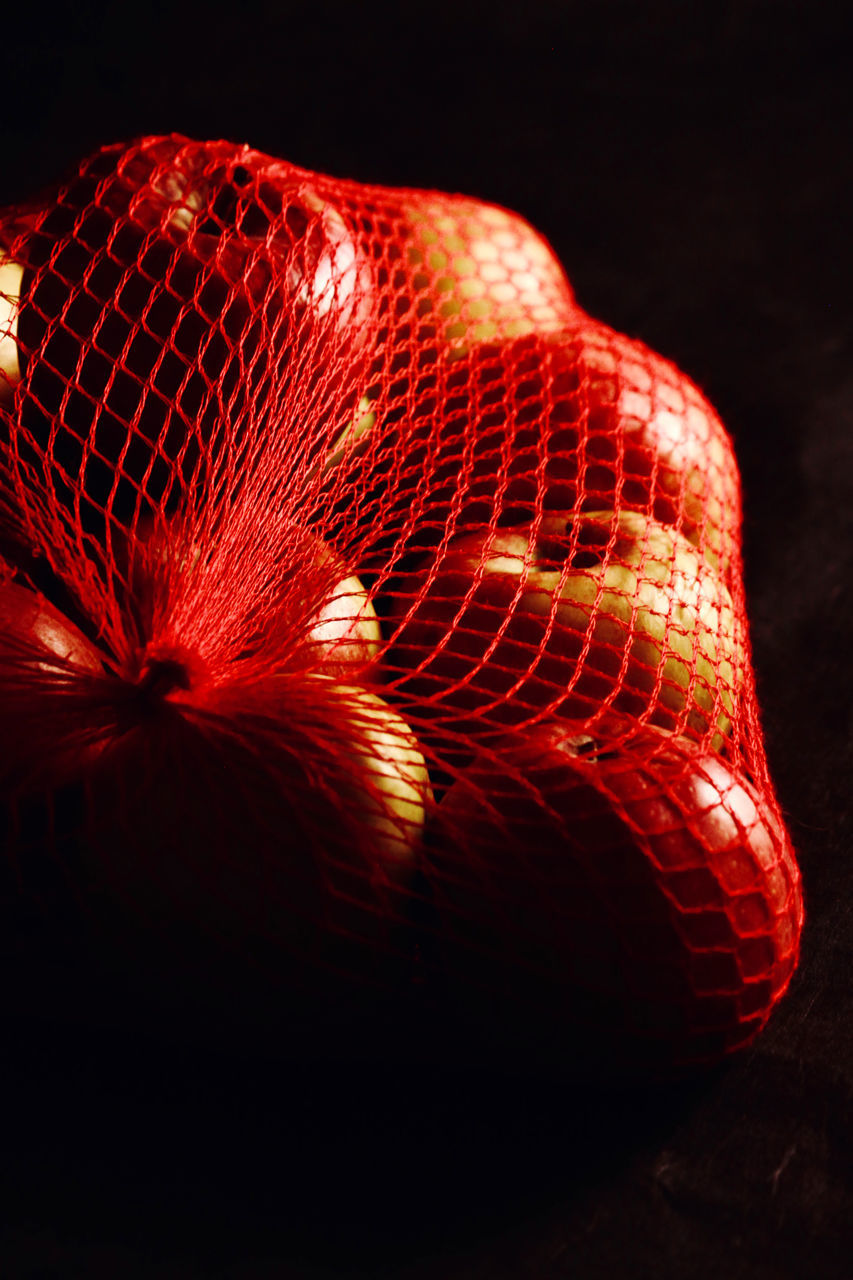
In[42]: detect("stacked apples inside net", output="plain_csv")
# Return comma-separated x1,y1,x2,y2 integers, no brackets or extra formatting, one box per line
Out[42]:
0,136,802,1060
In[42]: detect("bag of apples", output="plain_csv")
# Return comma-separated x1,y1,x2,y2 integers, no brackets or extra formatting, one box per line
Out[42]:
0,135,802,1066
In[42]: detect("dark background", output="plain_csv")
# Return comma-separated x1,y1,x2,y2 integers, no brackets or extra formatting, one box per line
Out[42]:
2,2,852,1276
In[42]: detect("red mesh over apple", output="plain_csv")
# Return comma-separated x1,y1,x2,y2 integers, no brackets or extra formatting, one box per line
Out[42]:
0,134,801,1062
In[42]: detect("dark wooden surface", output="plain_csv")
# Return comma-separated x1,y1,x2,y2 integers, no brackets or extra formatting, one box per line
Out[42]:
2,4,851,1276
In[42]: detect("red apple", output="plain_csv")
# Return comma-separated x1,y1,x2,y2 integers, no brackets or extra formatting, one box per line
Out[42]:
35,666,431,1033
428,716,803,1066
1,562,431,1035
385,509,742,748
325,323,740,583
1,135,375,531
69,669,431,929
109,135,376,358
573,317,741,574
320,334,563,534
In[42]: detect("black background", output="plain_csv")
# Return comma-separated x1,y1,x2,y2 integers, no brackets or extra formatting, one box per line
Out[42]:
3,3,852,1276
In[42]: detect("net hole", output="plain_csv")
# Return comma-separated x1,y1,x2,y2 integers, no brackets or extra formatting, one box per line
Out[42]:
569,520,612,569
538,519,611,569
571,737,621,763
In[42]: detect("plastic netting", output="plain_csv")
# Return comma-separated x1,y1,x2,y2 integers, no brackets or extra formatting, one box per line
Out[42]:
0,135,802,1066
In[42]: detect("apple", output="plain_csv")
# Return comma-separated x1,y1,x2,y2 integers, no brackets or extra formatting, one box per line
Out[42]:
112,136,371,313
307,675,433,870
37,665,430,1033
113,136,376,369
5,187,254,531
385,509,743,748
573,317,741,574
68,668,431,925
427,716,804,1066
398,192,576,355
100,135,377,427
318,191,577,472
305,560,382,675
3,135,375,531
1,563,431,1035
323,322,740,586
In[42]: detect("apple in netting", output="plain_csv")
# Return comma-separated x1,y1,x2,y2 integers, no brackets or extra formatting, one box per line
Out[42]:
114,135,373,332
70,668,431,923
497,324,742,575
427,716,803,1067
403,324,739,574
0,135,375,529
52,668,432,1030
572,317,741,575
1,569,431,1033
302,552,382,675
114,136,376,397
385,509,742,748
396,192,576,354
318,188,578,471
325,323,741,585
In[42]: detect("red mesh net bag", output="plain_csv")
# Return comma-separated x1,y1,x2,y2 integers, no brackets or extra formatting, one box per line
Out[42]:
0,134,802,1067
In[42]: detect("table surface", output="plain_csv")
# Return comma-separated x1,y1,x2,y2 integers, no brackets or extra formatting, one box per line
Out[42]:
2,4,851,1277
